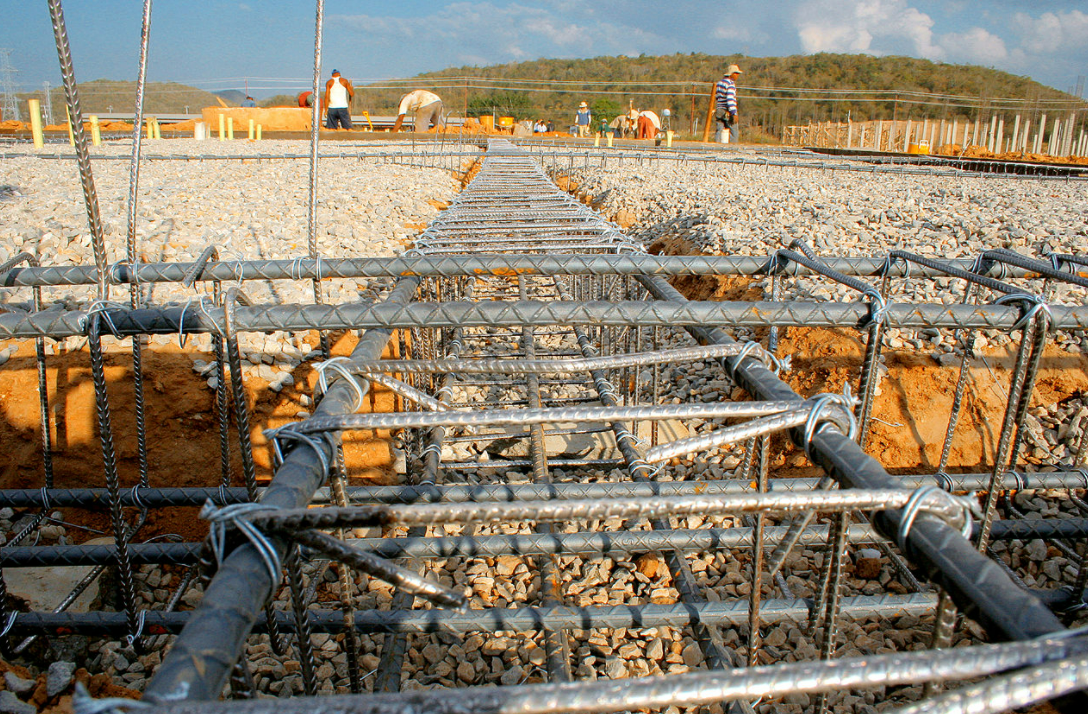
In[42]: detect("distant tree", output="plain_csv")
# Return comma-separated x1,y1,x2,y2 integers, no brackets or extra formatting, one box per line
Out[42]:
590,98,622,122
466,91,533,119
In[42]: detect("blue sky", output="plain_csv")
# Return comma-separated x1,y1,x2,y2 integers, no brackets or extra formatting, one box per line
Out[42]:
3,1,1086,96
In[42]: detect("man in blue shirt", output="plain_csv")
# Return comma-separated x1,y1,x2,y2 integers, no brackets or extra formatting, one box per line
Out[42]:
574,101,591,137
714,64,741,143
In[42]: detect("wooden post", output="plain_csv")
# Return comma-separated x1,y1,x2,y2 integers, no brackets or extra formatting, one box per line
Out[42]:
227,117,234,140
1036,113,1047,154
1010,115,1021,153
903,119,912,151
995,117,1004,153
1049,116,1061,155
256,124,262,141
218,113,225,140
248,119,255,141
65,107,74,146
987,115,997,152
701,83,715,143
89,115,101,146
27,98,44,148
847,120,853,149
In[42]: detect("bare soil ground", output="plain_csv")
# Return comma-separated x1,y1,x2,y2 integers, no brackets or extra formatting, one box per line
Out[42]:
649,236,1088,476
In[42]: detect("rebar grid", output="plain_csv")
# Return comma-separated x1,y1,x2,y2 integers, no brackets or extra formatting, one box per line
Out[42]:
2,118,1088,714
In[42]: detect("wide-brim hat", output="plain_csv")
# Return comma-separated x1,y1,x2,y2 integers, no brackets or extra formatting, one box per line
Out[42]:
579,102,588,108
726,64,742,75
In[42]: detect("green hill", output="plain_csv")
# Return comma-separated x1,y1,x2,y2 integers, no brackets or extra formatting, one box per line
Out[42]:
15,80,231,117
355,53,1084,137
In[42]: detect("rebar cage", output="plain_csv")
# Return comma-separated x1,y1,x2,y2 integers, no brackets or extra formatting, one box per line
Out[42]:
1,4,1088,714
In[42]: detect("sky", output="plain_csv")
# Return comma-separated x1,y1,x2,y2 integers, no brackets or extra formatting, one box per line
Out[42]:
2,0,1086,98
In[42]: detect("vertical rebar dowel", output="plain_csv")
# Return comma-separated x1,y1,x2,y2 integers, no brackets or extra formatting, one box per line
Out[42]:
88,314,139,639
307,0,329,358
923,588,959,697
813,511,850,714
228,656,256,699
124,0,155,493
855,319,885,449
977,313,1048,551
747,435,769,667
330,440,363,693
213,331,232,488
1005,313,1050,468
286,548,317,696
46,0,109,300
521,276,572,683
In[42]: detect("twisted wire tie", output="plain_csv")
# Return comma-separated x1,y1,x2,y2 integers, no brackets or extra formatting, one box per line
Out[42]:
72,683,150,714
125,609,146,646
199,500,283,595
993,293,1052,332
1006,470,1027,491
176,296,222,347
129,484,147,510
0,611,17,638
896,485,975,554
934,471,955,491
217,484,231,506
1078,469,1088,490
864,289,890,326
107,260,131,285
314,357,368,413
420,442,442,459
80,301,125,337
264,425,332,487
801,387,859,462
39,486,51,512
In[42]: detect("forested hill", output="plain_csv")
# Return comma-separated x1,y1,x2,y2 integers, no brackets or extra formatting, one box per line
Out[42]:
357,53,1081,132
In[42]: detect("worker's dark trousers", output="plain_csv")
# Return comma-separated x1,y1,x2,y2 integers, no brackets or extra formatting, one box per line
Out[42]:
326,108,352,129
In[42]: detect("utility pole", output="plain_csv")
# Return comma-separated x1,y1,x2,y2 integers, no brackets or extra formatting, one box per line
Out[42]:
0,49,20,122
41,81,54,125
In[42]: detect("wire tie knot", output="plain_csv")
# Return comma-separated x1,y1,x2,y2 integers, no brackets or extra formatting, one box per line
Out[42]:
993,293,1052,332
314,357,368,413
80,301,125,338
200,500,283,596
263,425,332,487
125,609,146,646
896,485,975,554
801,387,858,462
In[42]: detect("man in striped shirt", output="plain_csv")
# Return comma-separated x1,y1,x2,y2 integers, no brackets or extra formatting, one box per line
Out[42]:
714,64,742,143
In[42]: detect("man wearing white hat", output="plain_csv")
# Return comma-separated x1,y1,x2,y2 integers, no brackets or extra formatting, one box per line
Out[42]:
574,101,592,137
714,64,742,144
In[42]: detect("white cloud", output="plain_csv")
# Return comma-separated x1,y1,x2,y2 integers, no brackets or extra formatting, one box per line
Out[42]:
793,0,940,57
937,27,1007,65
333,3,661,71
1014,10,1088,55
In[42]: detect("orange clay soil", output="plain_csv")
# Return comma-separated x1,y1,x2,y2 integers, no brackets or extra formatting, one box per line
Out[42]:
652,236,1088,476
0,329,402,543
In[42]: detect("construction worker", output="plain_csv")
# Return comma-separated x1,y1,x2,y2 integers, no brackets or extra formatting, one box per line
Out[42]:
321,69,354,130
636,110,661,140
393,90,444,132
574,102,591,137
714,64,741,143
